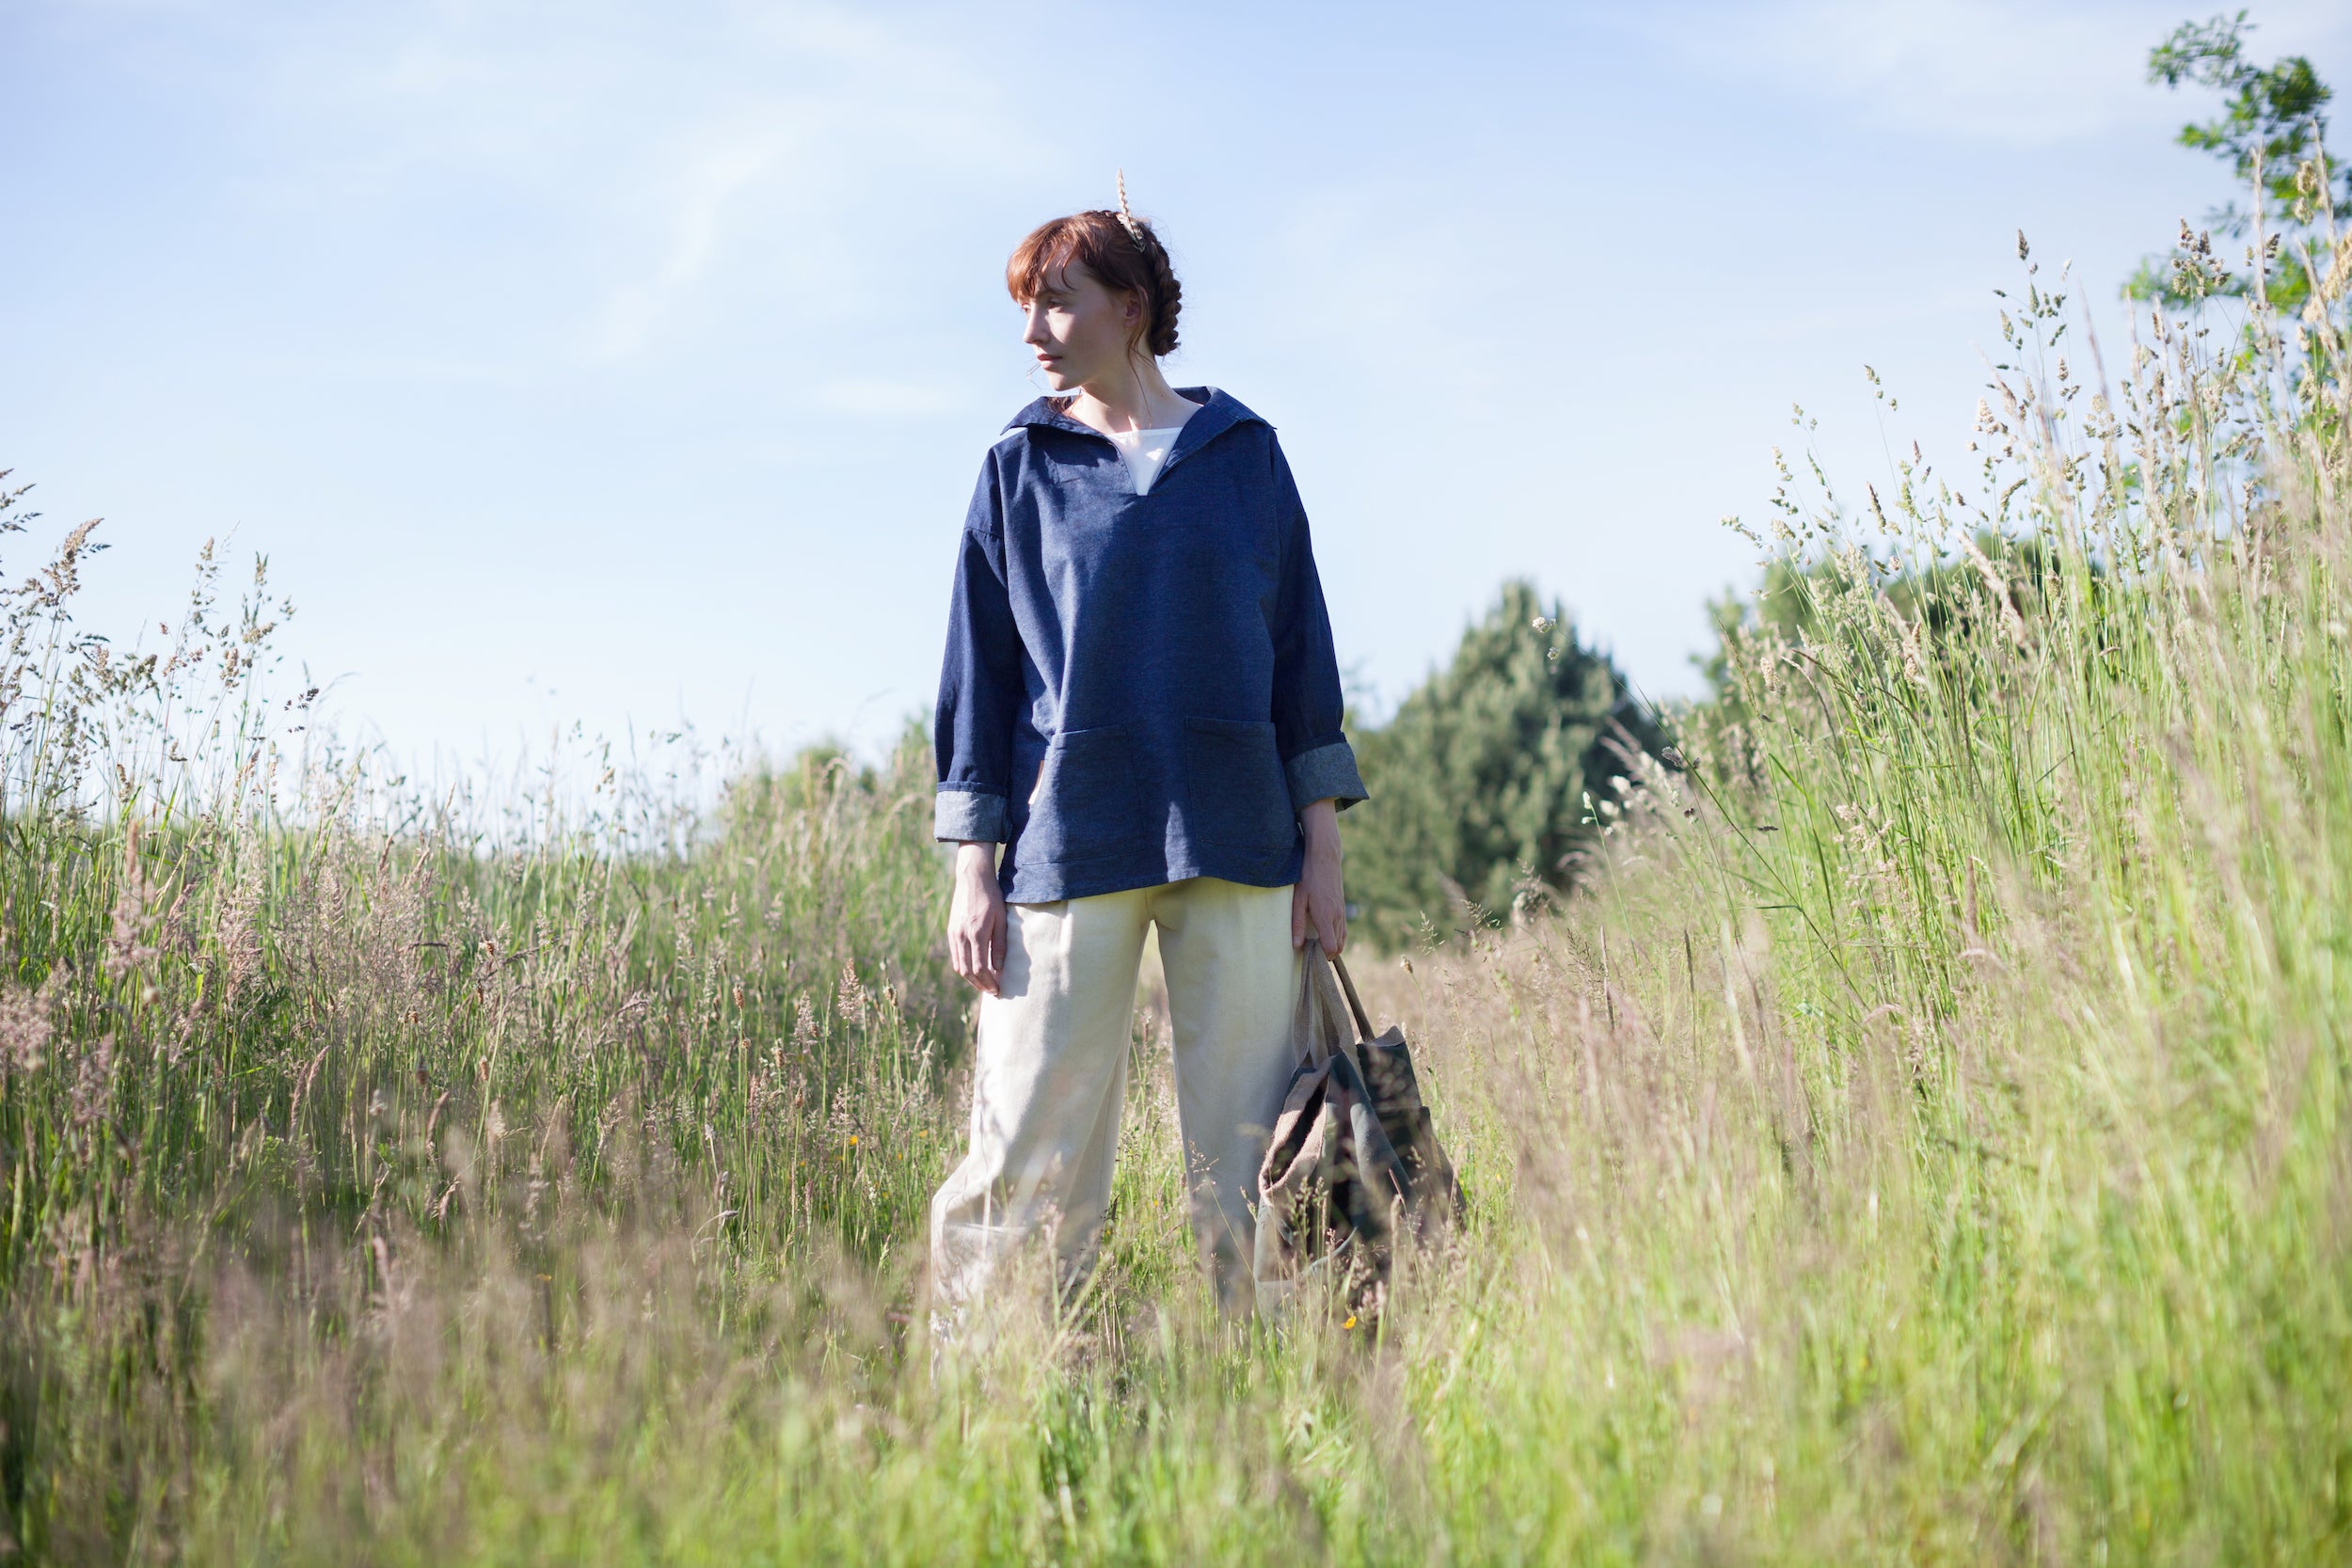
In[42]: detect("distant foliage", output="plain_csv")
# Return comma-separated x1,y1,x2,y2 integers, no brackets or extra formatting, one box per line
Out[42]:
1347,580,1667,946
2131,10,2350,308
1697,532,2093,733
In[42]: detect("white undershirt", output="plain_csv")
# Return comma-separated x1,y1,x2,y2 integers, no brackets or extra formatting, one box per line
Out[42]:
1106,426,1186,496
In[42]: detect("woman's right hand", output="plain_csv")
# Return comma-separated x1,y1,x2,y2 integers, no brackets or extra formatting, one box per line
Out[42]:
948,841,1008,996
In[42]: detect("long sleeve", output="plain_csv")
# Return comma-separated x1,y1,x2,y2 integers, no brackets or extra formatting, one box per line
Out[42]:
1265,437,1370,814
932,458,1023,842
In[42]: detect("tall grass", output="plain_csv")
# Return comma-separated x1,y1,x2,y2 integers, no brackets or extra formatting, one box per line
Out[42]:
2,207,2348,1562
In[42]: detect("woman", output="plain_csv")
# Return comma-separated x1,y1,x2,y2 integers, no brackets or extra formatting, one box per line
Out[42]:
929,185,1366,1322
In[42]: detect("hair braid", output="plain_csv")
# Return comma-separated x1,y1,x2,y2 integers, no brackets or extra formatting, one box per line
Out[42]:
1138,227,1183,356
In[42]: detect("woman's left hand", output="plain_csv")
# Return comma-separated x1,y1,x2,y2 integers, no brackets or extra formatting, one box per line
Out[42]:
1291,798,1347,954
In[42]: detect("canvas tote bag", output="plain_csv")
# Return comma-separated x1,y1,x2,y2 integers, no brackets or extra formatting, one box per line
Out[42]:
1252,939,1464,1321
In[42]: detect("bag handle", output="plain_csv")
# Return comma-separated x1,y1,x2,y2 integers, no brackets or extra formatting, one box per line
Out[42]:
1295,938,1374,1069
1295,938,1343,1069
1328,951,1375,1041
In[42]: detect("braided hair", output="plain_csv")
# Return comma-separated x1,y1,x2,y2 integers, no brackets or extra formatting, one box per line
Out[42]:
1006,178,1183,359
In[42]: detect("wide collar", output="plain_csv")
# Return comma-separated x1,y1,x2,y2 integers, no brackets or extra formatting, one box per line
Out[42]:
1003,386,1264,475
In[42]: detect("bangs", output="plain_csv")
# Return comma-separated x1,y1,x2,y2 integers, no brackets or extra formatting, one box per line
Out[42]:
1006,213,1128,304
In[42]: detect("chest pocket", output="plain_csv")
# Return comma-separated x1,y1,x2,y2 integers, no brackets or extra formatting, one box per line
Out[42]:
1183,718,1295,850
1020,724,1146,863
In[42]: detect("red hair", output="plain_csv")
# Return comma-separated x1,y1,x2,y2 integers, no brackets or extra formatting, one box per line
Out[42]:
1006,210,1183,358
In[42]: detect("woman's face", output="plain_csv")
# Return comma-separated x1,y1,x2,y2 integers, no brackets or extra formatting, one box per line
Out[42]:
1021,261,1143,392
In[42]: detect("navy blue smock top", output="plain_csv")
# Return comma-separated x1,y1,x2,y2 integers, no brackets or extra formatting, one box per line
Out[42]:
931,388,1369,903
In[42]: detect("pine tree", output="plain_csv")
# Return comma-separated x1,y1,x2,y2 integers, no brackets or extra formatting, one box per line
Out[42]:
1348,580,1666,948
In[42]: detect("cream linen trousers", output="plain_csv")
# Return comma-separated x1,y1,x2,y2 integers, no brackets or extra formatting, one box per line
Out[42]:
930,877,1300,1319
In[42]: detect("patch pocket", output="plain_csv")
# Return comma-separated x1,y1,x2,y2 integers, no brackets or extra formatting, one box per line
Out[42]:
1182,717,1295,850
1021,724,1146,863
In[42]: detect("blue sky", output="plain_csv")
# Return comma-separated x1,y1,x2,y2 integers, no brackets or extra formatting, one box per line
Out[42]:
7,0,2349,777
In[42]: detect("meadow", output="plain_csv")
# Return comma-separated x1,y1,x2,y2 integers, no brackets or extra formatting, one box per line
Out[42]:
2,225,2348,1563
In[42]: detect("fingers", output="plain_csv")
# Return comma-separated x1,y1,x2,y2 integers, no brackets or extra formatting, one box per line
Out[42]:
951,904,1005,997
1320,906,1346,956
972,901,1002,995
950,920,991,995
973,924,1001,997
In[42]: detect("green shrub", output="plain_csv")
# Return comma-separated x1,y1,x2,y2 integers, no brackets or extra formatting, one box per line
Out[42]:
1347,579,1667,946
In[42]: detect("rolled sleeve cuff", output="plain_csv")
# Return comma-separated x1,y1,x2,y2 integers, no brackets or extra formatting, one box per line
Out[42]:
1284,740,1370,814
933,787,1008,843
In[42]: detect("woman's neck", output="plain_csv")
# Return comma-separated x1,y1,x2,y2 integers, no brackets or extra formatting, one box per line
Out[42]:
1063,357,1199,436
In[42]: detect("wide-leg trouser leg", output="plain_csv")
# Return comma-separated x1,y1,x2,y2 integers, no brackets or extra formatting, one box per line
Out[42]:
1152,879,1302,1314
930,888,1149,1310
927,878,1300,1318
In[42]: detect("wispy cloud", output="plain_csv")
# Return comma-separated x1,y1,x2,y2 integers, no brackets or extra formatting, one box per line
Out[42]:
93,2,1040,366
592,129,793,360
1634,0,2351,148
